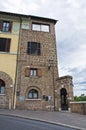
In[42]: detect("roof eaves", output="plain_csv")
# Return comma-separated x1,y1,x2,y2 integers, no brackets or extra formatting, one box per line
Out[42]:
0,11,57,24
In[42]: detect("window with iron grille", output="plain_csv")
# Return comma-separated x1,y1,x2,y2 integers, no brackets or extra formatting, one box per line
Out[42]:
27,42,41,55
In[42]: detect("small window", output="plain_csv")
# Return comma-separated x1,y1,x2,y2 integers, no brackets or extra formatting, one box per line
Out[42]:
28,89,38,99
0,20,12,32
32,23,50,32
27,42,40,55
2,21,10,32
0,79,5,94
0,38,11,52
25,67,42,77
30,68,37,76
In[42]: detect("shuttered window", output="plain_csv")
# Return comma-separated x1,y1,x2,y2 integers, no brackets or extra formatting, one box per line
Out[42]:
0,38,11,52
0,20,12,32
25,67,42,77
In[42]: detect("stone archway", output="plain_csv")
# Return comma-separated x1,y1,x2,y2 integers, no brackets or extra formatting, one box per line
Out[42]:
60,88,68,110
0,71,13,108
0,71,13,87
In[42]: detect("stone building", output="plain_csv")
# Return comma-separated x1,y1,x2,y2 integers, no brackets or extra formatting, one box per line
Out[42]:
0,11,74,111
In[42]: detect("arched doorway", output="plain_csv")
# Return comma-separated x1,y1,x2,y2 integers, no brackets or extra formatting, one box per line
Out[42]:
60,88,68,110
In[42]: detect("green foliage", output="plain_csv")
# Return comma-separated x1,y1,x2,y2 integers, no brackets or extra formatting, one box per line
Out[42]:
74,94,86,101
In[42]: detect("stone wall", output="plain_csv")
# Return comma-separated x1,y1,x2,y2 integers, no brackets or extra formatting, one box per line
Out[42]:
70,101,86,115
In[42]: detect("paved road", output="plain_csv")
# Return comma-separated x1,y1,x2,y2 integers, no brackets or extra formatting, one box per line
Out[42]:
0,115,76,130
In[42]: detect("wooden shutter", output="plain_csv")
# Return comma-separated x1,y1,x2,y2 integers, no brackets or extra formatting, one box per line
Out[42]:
25,67,30,77
6,39,11,52
38,69,42,77
0,20,2,31
9,21,12,32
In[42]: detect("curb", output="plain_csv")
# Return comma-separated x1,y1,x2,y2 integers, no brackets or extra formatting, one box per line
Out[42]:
0,113,85,130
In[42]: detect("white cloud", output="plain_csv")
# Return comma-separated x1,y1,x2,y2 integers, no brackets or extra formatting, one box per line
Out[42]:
73,83,86,96
67,0,81,8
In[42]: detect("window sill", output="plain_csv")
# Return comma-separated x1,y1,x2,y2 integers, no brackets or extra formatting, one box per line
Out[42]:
0,52,17,55
32,30,50,33
30,76,38,78
25,99,42,101
0,31,11,34
27,54,41,56
0,94,5,96
25,76,40,79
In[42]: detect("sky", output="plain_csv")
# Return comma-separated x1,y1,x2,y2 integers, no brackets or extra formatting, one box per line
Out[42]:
0,0,86,96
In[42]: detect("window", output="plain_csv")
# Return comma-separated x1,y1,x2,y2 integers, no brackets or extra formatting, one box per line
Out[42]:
0,38,11,52
2,21,10,32
0,79,5,94
0,20,12,32
25,67,42,77
32,24,40,31
27,42,40,55
41,25,50,32
30,68,37,76
32,23,50,32
28,89,38,99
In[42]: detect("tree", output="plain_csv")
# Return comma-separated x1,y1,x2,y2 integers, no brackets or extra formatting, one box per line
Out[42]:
74,94,86,101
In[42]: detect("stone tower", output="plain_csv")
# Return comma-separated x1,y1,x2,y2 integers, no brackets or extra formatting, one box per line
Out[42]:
15,15,59,110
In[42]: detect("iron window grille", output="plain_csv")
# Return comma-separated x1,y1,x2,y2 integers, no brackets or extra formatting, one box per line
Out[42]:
27,42,41,55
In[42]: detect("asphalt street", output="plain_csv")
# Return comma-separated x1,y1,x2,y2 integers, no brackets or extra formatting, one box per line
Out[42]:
0,115,76,130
